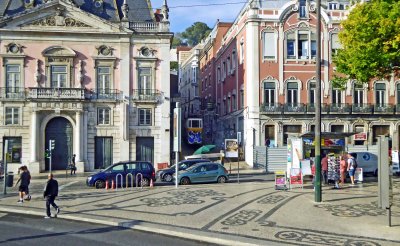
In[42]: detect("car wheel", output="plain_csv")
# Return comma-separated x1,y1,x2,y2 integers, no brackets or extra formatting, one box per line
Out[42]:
141,178,150,187
164,174,173,182
180,177,190,185
94,180,105,189
217,176,227,183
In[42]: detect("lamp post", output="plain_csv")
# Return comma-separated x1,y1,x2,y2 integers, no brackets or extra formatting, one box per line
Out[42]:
314,0,322,202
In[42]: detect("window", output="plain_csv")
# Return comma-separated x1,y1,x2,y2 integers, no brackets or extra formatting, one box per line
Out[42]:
141,162,151,171
6,65,21,93
3,137,22,163
111,164,125,172
232,51,236,70
240,89,244,109
227,57,231,74
138,67,152,94
309,82,316,104
232,94,236,111
264,82,275,105
5,107,19,125
217,67,221,82
299,0,307,18
332,87,343,105
222,62,226,80
397,84,400,105
331,33,341,56
287,31,316,59
139,108,152,125
287,82,298,105
126,163,138,172
263,32,276,59
51,65,67,88
97,66,111,94
353,83,364,105
328,2,338,10
208,75,211,86
98,108,110,125
240,42,244,64
375,83,386,106
227,96,231,113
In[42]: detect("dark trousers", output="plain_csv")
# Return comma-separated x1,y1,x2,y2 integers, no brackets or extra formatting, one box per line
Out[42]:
46,196,58,216
322,170,328,184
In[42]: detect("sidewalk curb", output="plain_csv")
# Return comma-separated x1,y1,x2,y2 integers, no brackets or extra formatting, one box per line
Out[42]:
0,207,260,246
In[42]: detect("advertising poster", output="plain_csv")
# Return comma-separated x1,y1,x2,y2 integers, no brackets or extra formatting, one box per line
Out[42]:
354,168,363,183
392,150,399,173
301,160,312,175
290,168,303,185
291,138,303,169
225,139,239,158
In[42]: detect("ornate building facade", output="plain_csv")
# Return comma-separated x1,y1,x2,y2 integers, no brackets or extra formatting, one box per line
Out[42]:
0,0,172,173
199,0,399,166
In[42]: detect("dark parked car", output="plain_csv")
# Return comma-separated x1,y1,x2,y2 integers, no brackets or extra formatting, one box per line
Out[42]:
87,161,155,189
173,162,229,185
156,159,210,182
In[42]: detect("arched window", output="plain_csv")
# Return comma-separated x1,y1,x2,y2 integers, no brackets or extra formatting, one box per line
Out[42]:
375,83,386,106
353,83,364,106
287,82,298,105
309,82,316,105
264,82,275,105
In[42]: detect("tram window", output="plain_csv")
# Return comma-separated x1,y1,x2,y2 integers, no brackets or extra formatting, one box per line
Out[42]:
188,119,202,128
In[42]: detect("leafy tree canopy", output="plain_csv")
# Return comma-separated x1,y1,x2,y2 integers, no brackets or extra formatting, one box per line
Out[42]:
180,22,211,46
333,0,400,86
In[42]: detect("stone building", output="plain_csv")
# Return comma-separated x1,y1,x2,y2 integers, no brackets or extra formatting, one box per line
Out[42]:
0,0,172,173
199,0,399,166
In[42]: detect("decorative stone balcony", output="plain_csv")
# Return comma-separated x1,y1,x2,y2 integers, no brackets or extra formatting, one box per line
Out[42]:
373,104,395,114
351,104,373,114
129,22,169,32
260,103,283,114
28,87,85,100
328,103,351,114
0,87,26,100
283,103,306,113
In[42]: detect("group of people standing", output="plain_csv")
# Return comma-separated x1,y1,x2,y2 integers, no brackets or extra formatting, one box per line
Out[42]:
313,152,358,189
14,166,60,219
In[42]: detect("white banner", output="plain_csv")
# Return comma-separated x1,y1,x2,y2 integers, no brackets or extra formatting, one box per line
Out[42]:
173,106,181,152
392,150,399,173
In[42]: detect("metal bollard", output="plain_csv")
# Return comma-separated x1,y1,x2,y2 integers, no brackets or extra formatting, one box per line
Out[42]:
115,173,123,190
126,173,134,189
136,173,143,189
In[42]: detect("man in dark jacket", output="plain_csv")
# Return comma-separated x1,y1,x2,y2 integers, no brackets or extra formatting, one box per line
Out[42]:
43,173,60,218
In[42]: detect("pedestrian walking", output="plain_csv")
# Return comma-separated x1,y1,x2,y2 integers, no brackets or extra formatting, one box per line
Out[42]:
347,153,357,185
14,165,31,203
43,173,60,218
321,154,328,184
339,154,347,185
70,154,76,175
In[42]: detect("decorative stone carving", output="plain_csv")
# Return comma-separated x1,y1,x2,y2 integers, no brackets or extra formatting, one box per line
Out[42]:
34,59,42,84
96,45,113,56
138,47,157,57
122,0,129,21
79,60,84,84
309,3,316,12
25,10,91,28
5,43,23,54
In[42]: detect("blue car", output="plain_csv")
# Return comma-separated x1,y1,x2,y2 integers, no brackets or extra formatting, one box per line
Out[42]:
174,162,229,185
156,159,210,182
86,161,155,189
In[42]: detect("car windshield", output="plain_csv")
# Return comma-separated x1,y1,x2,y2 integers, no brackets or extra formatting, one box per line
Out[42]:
185,163,202,172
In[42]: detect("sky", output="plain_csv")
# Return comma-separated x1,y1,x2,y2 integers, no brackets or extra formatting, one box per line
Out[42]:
151,0,247,33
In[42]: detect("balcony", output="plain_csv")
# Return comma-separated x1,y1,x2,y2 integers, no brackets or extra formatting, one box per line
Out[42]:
351,104,373,114
85,89,123,101
132,89,161,103
260,103,282,114
0,87,26,100
283,103,306,113
373,104,394,114
28,88,85,100
328,103,351,114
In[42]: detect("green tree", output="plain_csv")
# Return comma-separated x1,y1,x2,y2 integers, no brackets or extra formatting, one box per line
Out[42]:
181,22,211,46
333,0,400,86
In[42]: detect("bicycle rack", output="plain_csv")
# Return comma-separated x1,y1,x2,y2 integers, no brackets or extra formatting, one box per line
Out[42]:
115,173,123,190
136,173,143,189
126,173,134,189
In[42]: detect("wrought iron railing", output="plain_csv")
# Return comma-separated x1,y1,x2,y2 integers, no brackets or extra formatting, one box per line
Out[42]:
85,89,122,101
0,87,26,99
28,87,85,100
373,104,395,114
132,89,161,102
283,103,306,113
351,103,373,113
329,103,351,113
260,103,282,113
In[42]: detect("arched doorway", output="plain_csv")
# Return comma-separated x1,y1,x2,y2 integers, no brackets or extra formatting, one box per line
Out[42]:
45,117,73,170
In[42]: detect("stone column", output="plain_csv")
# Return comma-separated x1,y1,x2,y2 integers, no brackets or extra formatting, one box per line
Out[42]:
75,111,84,172
30,110,37,163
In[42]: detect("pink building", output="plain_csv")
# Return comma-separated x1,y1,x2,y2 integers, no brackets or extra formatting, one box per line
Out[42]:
200,0,399,166
0,0,172,174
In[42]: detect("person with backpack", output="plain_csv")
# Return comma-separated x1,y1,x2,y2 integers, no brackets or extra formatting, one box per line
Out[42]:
347,153,357,185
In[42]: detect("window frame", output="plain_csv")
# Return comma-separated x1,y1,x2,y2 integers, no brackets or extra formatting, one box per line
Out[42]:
263,32,276,60
138,108,152,126
97,107,111,125
263,81,276,105
5,107,20,125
